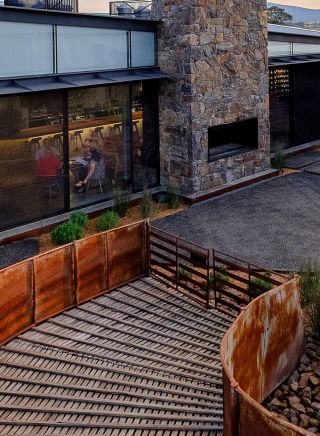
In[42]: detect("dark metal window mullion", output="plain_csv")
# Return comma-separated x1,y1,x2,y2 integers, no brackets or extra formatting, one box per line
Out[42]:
63,91,70,212
127,31,132,68
53,24,58,74
129,84,134,190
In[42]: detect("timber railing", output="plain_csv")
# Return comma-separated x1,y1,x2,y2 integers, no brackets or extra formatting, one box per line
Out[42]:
0,221,147,345
149,225,287,313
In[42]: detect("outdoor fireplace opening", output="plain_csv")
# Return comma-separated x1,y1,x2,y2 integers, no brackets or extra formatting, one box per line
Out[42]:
208,118,258,162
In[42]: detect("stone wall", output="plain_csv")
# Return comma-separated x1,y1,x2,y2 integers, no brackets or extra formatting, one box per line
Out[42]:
155,0,270,193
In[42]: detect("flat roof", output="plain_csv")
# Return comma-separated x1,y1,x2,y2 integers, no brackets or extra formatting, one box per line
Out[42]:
269,23,320,38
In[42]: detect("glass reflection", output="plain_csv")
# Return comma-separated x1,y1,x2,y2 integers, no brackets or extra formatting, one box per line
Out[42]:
0,92,65,230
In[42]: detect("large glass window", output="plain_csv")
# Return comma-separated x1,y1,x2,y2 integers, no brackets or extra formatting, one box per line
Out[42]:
68,85,131,208
0,82,159,231
68,82,158,209
0,92,65,230
57,27,128,73
131,82,158,191
268,41,291,57
131,32,156,67
293,43,320,56
0,21,53,78
269,67,291,150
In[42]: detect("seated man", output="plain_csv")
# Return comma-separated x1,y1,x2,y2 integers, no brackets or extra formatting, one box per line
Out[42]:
75,140,105,192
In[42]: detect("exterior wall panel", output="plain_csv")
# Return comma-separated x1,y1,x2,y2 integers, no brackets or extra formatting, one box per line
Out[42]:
75,234,107,303
0,260,33,343
34,245,75,323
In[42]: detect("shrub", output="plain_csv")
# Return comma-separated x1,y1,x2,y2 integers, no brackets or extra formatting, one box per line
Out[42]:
166,184,181,209
178,262,193,280
95,211,120,232
300,260,320,339
250,273,273,297
51,221,84,245
272,145,285,171
209,269,230,289
300,260,320,307
113,188,130,217
69,211,88,228
140,189,153,218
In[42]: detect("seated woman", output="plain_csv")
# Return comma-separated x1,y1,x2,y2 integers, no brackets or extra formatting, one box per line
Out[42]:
75,140,104,192
35,147,62,179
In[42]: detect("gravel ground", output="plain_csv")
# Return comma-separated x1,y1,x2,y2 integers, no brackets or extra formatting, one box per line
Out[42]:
155,172,320,271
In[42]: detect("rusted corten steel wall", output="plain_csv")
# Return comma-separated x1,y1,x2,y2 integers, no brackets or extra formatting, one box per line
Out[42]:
221,277,307,436
75,233,107,304
34,244,75,323
0,260,33,344
0,221,147,345
107,222,146,290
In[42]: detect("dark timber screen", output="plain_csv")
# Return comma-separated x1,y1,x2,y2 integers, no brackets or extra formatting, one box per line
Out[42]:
149,225,287,314
149,226,211,307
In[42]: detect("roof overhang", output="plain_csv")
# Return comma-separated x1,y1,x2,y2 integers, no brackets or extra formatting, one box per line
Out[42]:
0,69,170,96
269,54,320,67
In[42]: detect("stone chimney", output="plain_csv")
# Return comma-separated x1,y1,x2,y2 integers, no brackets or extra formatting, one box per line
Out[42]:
155,0,270,193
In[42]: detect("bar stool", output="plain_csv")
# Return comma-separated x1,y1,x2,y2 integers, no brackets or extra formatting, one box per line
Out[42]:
111,123,122,137
69,130,83,153
94,126,105,147
52,133,63,153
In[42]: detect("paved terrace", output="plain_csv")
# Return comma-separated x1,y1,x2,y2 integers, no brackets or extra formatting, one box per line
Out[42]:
0,277,233,435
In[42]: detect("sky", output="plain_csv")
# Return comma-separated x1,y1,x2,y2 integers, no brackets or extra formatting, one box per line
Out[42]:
79,0,109,13
273,0,320,8
78,0,320,13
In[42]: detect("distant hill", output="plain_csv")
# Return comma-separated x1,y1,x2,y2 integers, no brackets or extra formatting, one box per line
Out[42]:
268,3,320,23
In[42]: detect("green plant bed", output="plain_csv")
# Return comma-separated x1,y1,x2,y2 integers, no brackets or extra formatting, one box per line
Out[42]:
95,211,120,232
178,262,193,280
250,272,273,297
209,269,230,290
69,211,88,228
51,221,84,245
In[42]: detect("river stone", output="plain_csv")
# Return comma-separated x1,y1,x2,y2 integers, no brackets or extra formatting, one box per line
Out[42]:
299,414,310,428
301,397,312,407
0,238,39,269
299,373,311,389
292,403,306,414
309,418,319,427
310,376,319,386
311,402,320,411
270,398,287,409
303,386,312,399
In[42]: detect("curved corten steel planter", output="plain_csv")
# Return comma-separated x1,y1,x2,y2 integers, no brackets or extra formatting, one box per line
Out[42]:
0,221,147,345
220,277,308,436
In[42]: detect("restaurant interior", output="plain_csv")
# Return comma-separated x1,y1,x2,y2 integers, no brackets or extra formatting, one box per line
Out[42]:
0,81,159,230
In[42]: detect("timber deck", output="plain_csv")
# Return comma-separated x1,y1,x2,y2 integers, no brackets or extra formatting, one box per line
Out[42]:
0,277,233,435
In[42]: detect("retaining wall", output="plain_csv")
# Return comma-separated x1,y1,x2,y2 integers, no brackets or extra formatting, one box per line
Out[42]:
0,221,147,345
221,277,307,436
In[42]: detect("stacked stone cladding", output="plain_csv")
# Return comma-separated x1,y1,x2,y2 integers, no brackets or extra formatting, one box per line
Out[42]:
156,0,270,193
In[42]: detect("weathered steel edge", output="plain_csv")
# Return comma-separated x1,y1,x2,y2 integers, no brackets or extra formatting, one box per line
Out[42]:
0,220,148,346
220,277,308,436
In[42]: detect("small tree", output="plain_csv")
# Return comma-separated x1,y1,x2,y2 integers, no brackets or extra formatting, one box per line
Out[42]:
268,6,293,25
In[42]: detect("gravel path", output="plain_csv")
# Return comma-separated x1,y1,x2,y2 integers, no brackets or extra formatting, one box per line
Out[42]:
155,172,320,271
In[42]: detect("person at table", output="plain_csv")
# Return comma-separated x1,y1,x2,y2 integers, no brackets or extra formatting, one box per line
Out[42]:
35,146,62,179
35,138,60,161
74,140,104,192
